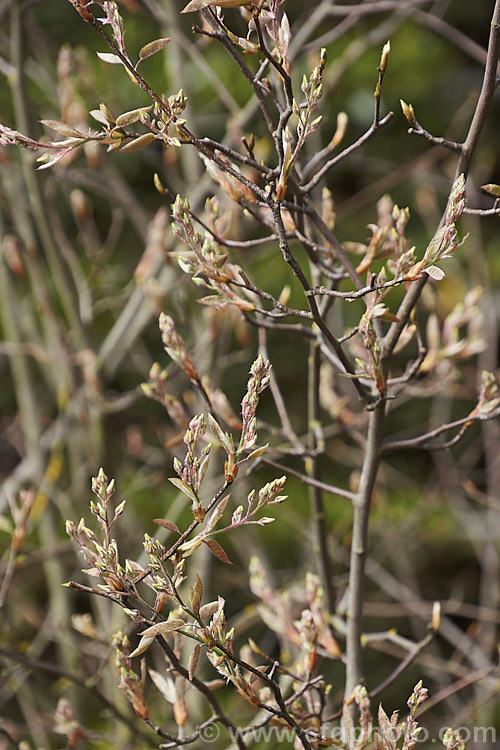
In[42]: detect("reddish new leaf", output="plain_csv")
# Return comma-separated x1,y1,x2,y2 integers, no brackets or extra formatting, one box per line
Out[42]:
204,538,232,564
153,518,180,535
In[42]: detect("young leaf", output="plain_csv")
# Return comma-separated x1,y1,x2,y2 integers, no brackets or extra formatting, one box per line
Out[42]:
199,601,219,620
129,635,155,658
96,52,123,65
40,120,85,138
119,133,155,153
149,669,177,704
377,704,397,750
139,38,172,61
181,0,254,11
246,444,269,462
168,477,199,504
153,518,180,535
138,619,186,637
115,106,152,128
189,574,203,614
204,538,232,564
480,183,500,197
188,643,201,680
205,494,231,533
425,265,445,281
207,413,234,454
89,109,111,126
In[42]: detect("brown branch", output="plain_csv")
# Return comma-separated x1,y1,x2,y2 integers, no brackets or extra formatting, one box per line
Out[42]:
156,639,248,750
406,119,463,152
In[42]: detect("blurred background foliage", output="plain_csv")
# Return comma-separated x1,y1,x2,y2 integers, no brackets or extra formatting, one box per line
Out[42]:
0,0,499,748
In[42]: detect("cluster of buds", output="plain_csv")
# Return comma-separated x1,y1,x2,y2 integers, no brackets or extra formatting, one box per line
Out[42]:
66,469,127,593
403,680,429,746
113,632,149,719
229,475,287,530
350,686,373,746
422,173,466,280
296,47,327,139
203,598,243,688
9,489,35,553
141,362,190,430
159,312,200,383
294,609,318,672
53,698,87,746
441,729,466,750
276,48,326,200
172,195,255,312
153,90,185,148
170,415,210,520
305,573,341,659
238,354,272,455
0,124,40,149
100,1,126,53
252,4,291,69
471,370,500,420
1,122,90,170
357,314,386,395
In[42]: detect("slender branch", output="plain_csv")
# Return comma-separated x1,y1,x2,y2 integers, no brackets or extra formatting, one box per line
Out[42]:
308,341,336,613
383,410,500,453
200,136,272,177
327,0,433,16
133,480,231,585
269,200,371,402
369,630,435,700
406,118,463,152
259,457,355,502
308,274,420,300
305,200,365,290
200,8,276,136
415,665,496,718
301,113,393,194
463,204,500,216
345,400,386,702
371,1,499,362
85,11,269,205
244,314,316,340
156,639,248,750
195,639,313,750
